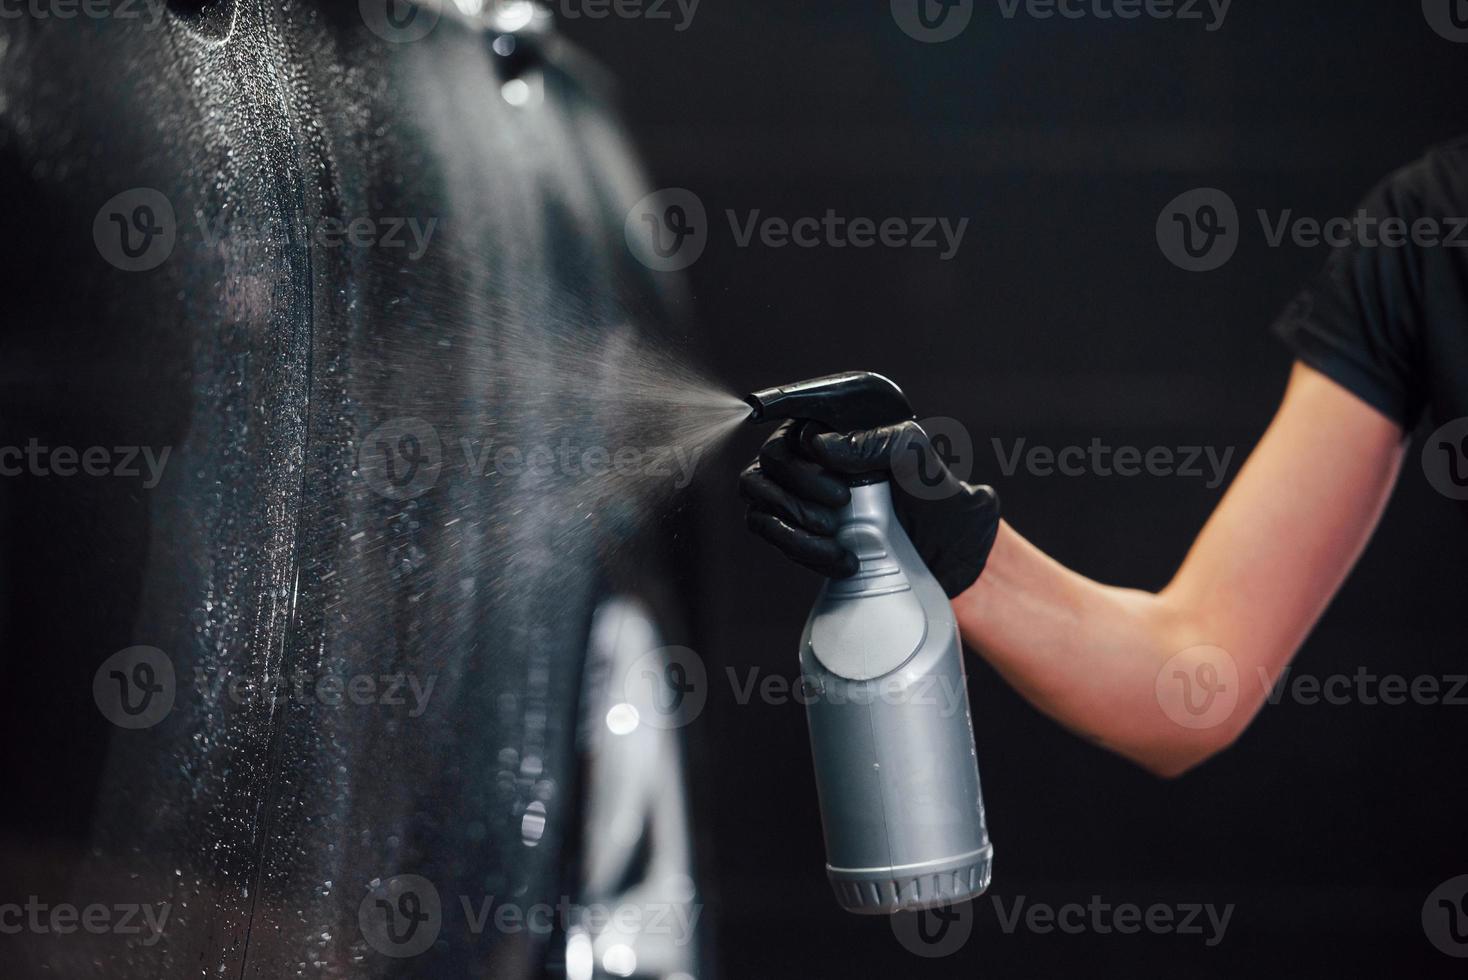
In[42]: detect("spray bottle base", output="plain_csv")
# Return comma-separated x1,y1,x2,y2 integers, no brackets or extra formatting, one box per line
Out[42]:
827,844,993,915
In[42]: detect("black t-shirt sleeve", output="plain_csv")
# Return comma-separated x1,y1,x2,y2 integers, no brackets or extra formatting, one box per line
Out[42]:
1273,166,1427,428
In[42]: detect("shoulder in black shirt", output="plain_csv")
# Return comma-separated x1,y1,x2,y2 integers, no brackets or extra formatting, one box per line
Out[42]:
1274,136,1468,432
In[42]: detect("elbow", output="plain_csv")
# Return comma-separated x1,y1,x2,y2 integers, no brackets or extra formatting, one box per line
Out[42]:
1135,634,1262,778
1140,749,1214,780
1132,725,1245,780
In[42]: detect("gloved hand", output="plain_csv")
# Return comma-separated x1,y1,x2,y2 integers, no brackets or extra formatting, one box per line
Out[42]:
740,419,1001,598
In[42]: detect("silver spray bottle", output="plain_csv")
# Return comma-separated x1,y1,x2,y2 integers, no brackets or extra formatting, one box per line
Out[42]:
745,372,993,914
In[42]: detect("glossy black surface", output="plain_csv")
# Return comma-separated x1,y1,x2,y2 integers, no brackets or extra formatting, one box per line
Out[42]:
0,5,672,976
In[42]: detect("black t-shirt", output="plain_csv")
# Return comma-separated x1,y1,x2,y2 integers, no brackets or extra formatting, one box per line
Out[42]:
1274,137,1468,432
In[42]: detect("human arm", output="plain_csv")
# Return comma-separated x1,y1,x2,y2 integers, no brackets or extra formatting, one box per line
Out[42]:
743,362,1407,777
952,362,1406,776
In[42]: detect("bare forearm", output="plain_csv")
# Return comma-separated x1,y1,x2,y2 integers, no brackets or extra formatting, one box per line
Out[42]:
953,523,1212,775
952,364,1406,776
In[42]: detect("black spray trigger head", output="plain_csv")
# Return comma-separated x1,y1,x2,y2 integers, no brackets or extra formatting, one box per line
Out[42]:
744,371,915,432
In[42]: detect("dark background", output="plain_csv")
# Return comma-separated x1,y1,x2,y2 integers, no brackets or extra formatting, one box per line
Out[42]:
562,3,1468,976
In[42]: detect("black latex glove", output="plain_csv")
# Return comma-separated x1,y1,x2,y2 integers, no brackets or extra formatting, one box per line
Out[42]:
740,419,1001,598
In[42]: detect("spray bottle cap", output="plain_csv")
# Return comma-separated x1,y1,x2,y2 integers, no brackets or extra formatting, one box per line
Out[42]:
743,371,915,432
744,371,915,487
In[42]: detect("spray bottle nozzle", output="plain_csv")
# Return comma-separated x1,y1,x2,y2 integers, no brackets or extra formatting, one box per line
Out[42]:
744,371,915,432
